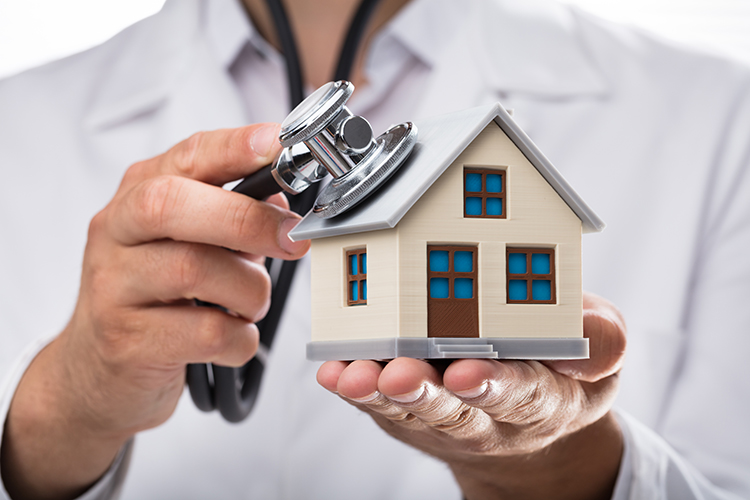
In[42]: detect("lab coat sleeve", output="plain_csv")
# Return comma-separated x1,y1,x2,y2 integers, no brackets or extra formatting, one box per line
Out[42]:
656,83,750,498
610,411,744,500
612,83,750,500
0,336,133,500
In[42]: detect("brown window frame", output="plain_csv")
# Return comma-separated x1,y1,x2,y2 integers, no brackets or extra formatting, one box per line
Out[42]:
464,167,506,219
506,248,556,304
346,248,367,306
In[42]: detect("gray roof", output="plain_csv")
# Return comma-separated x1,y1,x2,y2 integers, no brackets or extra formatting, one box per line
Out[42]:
289,102,605,241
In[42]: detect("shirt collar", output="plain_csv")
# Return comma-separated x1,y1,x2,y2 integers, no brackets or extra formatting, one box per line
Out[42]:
205,0,287,70
204,0,444,72
383,0,460,69
86,0,608,130
204,0,254,69
204,0,610,99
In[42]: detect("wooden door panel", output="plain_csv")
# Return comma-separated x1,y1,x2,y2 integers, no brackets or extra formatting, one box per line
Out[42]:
428,299,478,338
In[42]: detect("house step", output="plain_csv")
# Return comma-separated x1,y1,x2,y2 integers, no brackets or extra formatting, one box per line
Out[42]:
437,344,494,352
433,341,498,359
435,351,498,359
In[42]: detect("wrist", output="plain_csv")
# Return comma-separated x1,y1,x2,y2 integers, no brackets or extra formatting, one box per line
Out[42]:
448,412,623,500
1,337,128,500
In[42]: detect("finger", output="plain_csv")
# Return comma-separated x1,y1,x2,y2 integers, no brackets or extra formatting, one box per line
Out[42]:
334,360,421,425
122,124,282,188
337,358,488,435
317,361,349,393
105,176,309,258
234,192,287,263
544,292,627,383
444,359,581,426
336,359,383,399
376,358,491,434
237,193,291,261
264,192,290,211
113,241,271,322
448,359,621,443
236,251,267,266
104,306,259,368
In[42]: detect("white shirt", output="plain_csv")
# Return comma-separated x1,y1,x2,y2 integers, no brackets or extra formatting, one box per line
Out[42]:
1,0,749,498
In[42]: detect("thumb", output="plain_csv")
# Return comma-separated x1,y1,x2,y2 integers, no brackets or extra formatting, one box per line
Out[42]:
543,292,627,383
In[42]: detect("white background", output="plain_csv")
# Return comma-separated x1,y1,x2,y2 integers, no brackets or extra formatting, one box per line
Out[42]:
1,0,750,79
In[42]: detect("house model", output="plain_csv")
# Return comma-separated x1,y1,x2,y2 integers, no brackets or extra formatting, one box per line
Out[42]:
289,103,605,361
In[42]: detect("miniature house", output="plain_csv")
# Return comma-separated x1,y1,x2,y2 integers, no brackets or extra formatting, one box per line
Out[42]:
289,103,605,361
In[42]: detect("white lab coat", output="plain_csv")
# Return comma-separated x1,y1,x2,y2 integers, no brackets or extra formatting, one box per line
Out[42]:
1,0,749,499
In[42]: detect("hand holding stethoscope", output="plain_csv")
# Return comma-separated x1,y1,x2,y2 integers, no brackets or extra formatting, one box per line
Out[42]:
186,0,418,422
187,79,417,422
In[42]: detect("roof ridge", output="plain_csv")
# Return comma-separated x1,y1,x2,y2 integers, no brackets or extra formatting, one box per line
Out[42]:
289,102,604,241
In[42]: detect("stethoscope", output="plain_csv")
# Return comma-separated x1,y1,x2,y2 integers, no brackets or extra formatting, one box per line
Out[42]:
185,0,418,422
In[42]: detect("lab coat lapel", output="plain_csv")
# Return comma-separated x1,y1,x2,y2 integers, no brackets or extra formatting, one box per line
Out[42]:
152,41,248,149
84,0,248,156
413,0,610,119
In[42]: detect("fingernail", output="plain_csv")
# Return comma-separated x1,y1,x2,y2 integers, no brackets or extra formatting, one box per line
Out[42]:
388,385,425,404
453,381,488,399
279,217,304,253
251,124,279,158
350,391,380,403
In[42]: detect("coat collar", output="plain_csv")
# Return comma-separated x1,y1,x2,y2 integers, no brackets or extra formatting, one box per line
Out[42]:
477,0,610,98
390,0,609,100
85,0,252,131
84,0,202,130
85,0,609,130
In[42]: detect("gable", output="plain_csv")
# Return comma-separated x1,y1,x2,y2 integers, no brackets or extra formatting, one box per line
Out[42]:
289,103,604,241
398,122,582,236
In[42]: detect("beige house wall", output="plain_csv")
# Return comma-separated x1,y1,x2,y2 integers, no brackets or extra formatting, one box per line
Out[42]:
310,228,399,342
310,121,583,342
397,122,583,339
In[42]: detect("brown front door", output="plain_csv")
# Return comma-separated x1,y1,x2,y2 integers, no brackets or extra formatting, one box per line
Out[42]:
427,245,479,338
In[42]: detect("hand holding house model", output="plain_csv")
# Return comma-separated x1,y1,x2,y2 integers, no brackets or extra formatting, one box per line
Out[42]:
308,104,625,498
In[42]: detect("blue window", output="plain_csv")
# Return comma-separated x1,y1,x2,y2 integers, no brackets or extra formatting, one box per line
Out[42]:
507,248,555,304
454,251,473,272
428,246,476,300
531,253,550,274
346,248,367,305
508,280,528,301
465,197,482,216
486,174,502,193
429,251,449,272
465,173,482,192
532,280,551,301
464,168,505,218
508,253,527,274
454,278,474,299
430,278,450,298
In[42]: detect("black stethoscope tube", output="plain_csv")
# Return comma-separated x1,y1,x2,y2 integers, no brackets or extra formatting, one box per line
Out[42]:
186,0,382,422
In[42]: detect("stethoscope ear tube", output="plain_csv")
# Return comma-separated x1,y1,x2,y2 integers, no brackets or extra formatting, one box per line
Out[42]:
186,352,264,422
214,359,264,422
185,363,215,412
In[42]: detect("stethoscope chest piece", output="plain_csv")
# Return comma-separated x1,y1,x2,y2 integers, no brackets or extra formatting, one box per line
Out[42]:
276,80,418,219
313,121,415,218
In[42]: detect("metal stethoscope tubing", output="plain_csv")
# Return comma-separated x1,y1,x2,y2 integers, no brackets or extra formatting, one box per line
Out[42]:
186,0,383,423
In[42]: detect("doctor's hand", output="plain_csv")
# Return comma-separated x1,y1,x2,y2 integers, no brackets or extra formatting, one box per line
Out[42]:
1,124,309,500
318,292,626,500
